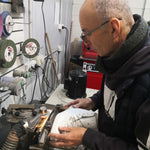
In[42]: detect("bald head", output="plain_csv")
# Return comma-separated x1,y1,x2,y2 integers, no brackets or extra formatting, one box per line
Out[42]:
80,0,134,28
95,0,134,27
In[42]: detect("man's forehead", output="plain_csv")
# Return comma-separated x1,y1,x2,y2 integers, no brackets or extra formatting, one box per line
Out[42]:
80,12,101,31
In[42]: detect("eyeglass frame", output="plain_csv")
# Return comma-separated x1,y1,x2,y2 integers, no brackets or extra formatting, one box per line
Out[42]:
80,18,122,41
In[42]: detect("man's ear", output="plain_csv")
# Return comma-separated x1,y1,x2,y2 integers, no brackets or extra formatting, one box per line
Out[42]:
110,18,121,40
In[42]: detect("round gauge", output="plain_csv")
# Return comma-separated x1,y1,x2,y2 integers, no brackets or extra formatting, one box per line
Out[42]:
0,40,17,68
1,11,13,37
22,38,40,58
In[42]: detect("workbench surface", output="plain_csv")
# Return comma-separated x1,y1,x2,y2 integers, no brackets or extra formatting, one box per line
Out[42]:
46,84,98,106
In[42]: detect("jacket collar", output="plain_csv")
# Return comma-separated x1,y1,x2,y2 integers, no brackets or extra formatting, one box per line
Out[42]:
95,15,149,74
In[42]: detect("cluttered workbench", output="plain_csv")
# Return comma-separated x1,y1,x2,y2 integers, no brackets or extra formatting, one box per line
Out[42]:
0,84,99,150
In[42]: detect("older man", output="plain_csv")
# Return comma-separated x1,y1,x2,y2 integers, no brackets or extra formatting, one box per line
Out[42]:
49,0,150,149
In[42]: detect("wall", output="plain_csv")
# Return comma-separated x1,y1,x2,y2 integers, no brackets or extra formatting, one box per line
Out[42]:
0,0,73,116
31,0,73,79
71,0,84,42
0,0,26,114
71,0,150,43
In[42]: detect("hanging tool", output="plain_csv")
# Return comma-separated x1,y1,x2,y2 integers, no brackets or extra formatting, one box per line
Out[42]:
45,33,59,84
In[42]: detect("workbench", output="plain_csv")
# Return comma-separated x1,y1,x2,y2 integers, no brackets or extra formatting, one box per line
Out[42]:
46,84,98,106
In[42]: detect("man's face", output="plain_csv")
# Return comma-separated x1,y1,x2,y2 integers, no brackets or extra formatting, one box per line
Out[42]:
79,2,116,57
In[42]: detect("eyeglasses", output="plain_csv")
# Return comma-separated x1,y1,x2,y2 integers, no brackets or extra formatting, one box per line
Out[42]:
80,18,122,41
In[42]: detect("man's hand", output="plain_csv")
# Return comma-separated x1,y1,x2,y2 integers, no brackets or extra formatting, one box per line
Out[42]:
66,97,94,110
49,127,87,149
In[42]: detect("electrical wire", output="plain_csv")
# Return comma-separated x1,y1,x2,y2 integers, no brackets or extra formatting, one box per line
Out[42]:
45,59,56,91
30,71,38,104
41,1,51,93
63,26,69,78
29,68,48,104
142,0,147,17
40,1,56,101
57,51,61,82
39,60,55,102
41,1,49,55
36,68,43,101
0,95,10,105
20,84,26,103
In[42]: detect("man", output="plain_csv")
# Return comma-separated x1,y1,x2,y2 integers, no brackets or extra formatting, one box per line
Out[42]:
49,0,150,149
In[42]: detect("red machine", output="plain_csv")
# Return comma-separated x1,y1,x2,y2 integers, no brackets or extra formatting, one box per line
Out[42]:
81,42,98,59
81,42,103,90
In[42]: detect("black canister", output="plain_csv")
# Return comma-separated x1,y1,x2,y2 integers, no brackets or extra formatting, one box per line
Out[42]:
64,70,87,99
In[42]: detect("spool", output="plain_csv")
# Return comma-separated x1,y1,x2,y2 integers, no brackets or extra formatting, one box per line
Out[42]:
0,76,26,85
1,131,19,150
21,38,40,58
1,11,13,37
0,14,3,37
0,40,17,68
0,76,16,83
13,69,31,78
0,76,25,96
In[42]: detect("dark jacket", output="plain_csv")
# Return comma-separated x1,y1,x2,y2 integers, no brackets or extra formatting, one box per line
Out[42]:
82,15,150,150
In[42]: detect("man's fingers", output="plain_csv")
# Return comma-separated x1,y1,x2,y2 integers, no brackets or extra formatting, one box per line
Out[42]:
58,127,72,133
66,99,79,107
72,103,80,108
66,101,76,107
49,133,67,141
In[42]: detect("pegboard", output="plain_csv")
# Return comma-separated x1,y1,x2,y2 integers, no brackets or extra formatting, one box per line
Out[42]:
0,0,25,76
0,0,28,115
0,0,73,117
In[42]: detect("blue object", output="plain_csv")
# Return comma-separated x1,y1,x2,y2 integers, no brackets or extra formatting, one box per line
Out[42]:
1,11,12,37
1,0,9,2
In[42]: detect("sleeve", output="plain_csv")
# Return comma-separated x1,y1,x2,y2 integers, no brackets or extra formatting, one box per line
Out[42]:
90,90,101,111
135,98,150,150
90,76,105,111
82,128,138,150
82,99,150,150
